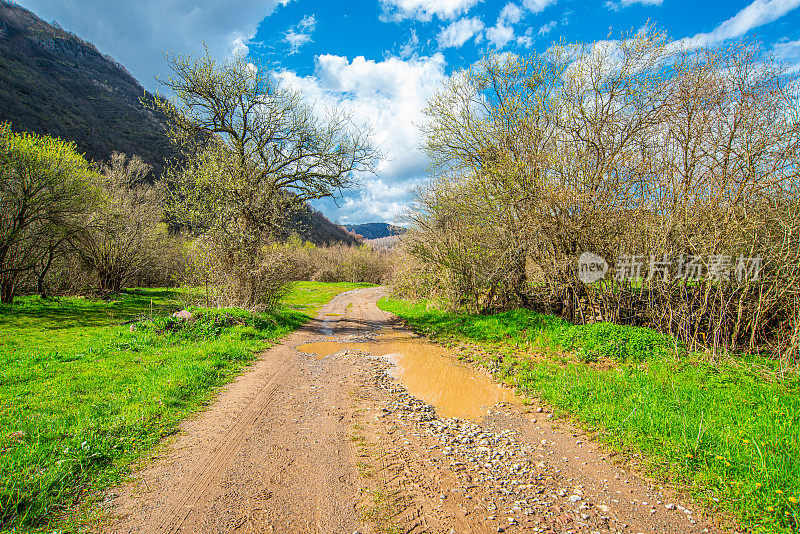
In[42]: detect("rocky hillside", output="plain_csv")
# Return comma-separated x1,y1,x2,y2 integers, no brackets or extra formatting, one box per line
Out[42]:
0,0,175,176
294,206,360,246
343,222,407,239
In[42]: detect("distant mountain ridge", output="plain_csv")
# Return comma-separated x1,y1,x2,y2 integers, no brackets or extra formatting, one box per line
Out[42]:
343,222,407,239
0,0,357,246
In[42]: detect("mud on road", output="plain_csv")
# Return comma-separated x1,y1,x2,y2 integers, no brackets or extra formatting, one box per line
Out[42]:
104,287,725,534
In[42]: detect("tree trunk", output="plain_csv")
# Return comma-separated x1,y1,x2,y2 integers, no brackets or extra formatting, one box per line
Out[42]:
1,277,15,304
98,269,123,294
37,247,57,298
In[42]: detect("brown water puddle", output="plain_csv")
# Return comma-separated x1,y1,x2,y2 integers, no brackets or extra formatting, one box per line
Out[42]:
296,333,519,420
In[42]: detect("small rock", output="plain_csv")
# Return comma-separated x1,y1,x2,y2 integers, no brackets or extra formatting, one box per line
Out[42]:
569,495,583,503
171,309,193,321
665,503,676,510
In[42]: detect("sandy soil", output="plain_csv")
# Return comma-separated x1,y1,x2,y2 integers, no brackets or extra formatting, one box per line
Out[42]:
102,287,729,534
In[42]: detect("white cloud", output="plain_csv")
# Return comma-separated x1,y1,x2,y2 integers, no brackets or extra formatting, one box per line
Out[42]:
498,3,524,25
316,177,418,224
276,54,449,223
486,23,515,48
380,0,481,21
16,0,293,90
522,0,558,14
285,14,316,54
399,29,421,58
606,0,662,10
517,27,534,48
538,19,557,35
486,2,525,49
678,0,800,49
437,17,484,48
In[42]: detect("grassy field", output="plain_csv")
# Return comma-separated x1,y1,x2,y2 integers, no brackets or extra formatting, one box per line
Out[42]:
378,297,800,534
0,282,371,531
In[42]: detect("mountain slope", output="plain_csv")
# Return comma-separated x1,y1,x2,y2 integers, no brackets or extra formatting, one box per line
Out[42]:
343,222,407,239
0,0,356,246
0,0,174,176
294,206,360,246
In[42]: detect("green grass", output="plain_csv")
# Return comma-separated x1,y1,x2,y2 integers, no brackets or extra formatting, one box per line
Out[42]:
0,282,368,531
378,297,800,534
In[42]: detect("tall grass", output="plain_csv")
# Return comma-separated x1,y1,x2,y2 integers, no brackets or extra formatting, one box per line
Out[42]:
378,297,800,533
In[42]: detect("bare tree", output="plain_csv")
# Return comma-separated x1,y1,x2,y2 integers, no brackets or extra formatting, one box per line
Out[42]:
150,48,378,309
72,153,168,293
153,48,377,239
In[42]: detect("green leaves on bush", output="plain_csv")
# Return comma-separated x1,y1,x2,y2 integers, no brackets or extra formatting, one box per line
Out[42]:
559,322,676,363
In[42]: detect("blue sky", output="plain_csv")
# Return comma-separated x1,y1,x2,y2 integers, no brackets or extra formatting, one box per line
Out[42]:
17,0,800,224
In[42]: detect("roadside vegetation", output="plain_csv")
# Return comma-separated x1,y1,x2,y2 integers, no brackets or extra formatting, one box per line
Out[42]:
379,297,800,533
384,30,800,533
403,32,800,362
0,282,369,530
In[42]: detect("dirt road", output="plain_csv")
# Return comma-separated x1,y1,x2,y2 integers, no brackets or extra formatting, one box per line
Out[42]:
104,287,725,534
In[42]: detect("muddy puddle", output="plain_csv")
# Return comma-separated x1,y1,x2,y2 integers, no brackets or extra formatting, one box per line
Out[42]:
296,331,519,420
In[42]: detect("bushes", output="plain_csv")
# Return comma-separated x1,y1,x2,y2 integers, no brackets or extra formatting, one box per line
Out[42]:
182,235,294,312
182,236,393,311
402,33,800,362
284,239,394,285
73,153,183,293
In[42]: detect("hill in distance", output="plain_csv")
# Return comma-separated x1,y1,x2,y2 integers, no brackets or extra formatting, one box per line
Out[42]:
0,0,356,246
343,222,407,240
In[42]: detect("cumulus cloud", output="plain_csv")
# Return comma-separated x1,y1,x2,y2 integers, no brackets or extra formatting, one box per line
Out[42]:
498,2,524,24
285,14,316,54
380,0,481,21
486,3,524,49
486,24,515,48
16,0,293,90
437,17,484,48
678,0,800,49
275,54,449,223
522,0,558,14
